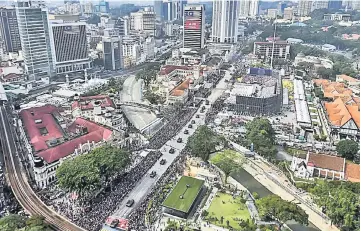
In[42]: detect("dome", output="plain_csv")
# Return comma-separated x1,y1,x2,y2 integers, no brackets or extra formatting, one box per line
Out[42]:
297,52,305,57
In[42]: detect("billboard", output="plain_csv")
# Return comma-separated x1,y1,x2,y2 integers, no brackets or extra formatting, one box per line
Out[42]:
184,10,200,19
185,20,200,30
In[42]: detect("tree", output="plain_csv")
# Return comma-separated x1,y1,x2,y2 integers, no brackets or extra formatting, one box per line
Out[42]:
186,125,226,161
336,140,359,161
25,215,51,231
201,210,209,217
0,214,26,231
245,118,277,159
210,150,245,182
57,145,130,194
317,67,334,79
256,195,309,229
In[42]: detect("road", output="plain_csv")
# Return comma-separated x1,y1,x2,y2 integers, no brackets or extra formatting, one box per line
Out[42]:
112,67,232,218
0,105,85,231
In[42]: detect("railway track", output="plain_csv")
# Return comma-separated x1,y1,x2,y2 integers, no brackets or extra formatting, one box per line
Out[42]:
0,106,85,231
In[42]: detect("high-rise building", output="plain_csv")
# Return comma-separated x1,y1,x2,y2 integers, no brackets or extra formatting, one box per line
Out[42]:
212,0,240,44
328,0,342,9
0,7,21,53
15,0,55,80
172,0,187,21
96,0,109,13
239,0,251,17
50,21,90,74
249,0,259,17
267,9,278,19
183,4,205,49
130,8,156,36
102,36,123,70
162,0,173,21
312,0,329,10
83,2,93,14
298,0,312,16
154,0,163,21
283,7,294,20
277,1,287,15
115,17,129,36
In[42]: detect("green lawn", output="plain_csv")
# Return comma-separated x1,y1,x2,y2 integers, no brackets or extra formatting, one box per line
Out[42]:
206,192,251,229
285,147,307,157
163,176,204,213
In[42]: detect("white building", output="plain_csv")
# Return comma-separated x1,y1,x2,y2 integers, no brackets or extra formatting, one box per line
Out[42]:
122,36,141,68
212,0,240,44
15,0,55,80
144,37,155,59
267,9,278,19
83,2,93,14
130,8,156,36
183,4,205,49
239,0,259,17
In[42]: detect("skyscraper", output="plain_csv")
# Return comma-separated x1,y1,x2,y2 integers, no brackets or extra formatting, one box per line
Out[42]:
249,0,259,17
103,36,123,70
50,21,90,74
239,0,250,17
212,0,240,44
154,0,163,21
183,4,205,49
298,0,312,16
0,7,21,53
15,0,54,80
328,0,342,10
312,0,329,10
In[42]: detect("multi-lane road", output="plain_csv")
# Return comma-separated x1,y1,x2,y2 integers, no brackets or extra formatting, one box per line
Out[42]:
0,105,84,231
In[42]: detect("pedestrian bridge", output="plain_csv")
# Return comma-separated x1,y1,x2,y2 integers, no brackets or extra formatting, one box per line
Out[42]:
116,101,159,111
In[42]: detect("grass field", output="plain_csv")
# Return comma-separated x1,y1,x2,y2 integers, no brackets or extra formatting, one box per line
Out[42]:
163,176,204,213
206,192,251,229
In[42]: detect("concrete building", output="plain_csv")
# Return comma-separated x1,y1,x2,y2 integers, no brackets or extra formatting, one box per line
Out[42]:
114,17,129,36
0,7,21,53
83,2,93,14
249,0,259,17
312,0,329,10
253,41,290,60
183,4,205,49
154,0,163,21
144,37,155,60
328,0,342,10
323,13,351,21
102,36,123,70
211,0,240,44
50,21,90,74
96,0,109,13
283,7,294,20
15,0,55,80
267,9,278,19
130,9,156,36
298,0,312,16
225,68,283,116
122,36,141,68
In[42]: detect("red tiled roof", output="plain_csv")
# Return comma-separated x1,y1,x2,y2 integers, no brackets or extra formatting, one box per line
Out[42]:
20,105,64,152
37,118,112,163
3,73,21,80
159,65,191,75
307,153,345,172
20,105,112,163
170,79,191,96
345,163,360,182
72,95,114,111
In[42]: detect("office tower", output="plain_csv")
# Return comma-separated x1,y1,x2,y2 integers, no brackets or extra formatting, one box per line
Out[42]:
283,7,294,20
115,17,129,36
249,0,259,17
351,1,360,10
183,4,205,49
312,0,328,10
172,0,187,21
154,0,163,21
239,0,250,17
96,0,109,13
328,0,342,9
212,0,240,44
277,1,287,15
83,2,93,14
0,7,21,53
51,21,90,74
130,8,156,36
298,0,312,16
162,0,172,21
103,36,123,70
15,0,54,80
267,9,278,19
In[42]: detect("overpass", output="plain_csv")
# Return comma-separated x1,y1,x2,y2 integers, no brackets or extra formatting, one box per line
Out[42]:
116,101,160,112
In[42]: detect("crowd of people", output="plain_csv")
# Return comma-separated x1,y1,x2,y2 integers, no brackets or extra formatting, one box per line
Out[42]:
127,148,189,230
147,108,196,150
53,151,162,231
205,96,227,125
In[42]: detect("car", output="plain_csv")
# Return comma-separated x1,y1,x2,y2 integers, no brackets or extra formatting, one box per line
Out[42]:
196,115,200,118
188,124,193,128
169,148,175,154
126,199,134,207
110,219,119,228
177,138,182,143
160,159,166,165
150,171,156,178
184,129,189,134
191,120,195,124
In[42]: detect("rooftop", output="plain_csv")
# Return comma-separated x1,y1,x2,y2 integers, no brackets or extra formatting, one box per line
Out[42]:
20,105,112,163
324,97,360,128
345,163,360,182
307,153,345,172
72,95,114,111
163,176,204,213
159,65,192,75
170,79,192,97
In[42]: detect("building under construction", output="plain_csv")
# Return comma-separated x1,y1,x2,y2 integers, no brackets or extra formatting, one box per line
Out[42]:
226,68,283,116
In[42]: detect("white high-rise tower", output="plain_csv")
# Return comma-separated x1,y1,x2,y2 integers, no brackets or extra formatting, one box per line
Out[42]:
15,0,55,80
212,0,240,44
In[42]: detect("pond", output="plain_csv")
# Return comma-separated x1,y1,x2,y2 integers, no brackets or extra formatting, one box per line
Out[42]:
231,169,320,231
